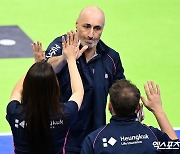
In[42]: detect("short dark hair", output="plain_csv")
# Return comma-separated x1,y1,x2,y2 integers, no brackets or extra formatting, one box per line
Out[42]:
109,79,140,116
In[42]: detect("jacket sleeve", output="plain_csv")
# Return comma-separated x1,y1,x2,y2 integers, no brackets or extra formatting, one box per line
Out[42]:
113,51,125,80
106,50,126,89
81,136,94,154
45,36,63,60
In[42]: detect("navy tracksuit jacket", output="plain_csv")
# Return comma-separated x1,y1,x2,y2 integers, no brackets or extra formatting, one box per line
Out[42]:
46,36,125,152
81,115,180,154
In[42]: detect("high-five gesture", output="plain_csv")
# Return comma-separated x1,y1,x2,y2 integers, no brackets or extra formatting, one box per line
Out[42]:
141,81,162,114
141,81,178,140
62,30,87,109
62,31,88,60
32,41,45,62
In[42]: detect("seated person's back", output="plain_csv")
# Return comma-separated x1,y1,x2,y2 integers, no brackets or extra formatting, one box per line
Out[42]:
81,80,179,154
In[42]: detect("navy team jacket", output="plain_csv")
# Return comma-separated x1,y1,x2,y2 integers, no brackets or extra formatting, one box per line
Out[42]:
46,36,125,152
81,115,180,154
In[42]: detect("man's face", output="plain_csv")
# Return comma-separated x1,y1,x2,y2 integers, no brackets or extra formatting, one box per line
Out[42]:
76,12,104,50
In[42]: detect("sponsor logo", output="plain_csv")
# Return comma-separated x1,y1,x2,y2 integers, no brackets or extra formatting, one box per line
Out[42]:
50,119,64,129
102,137,117,147
153,141,180,150
15,119,25,128
120,134,149,142
14,118,63,129
102,134,149,148
46,44,61,58
120,134,149,146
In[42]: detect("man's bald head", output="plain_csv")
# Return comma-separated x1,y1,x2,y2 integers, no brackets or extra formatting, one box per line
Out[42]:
77,6,105,27
76,6,105,51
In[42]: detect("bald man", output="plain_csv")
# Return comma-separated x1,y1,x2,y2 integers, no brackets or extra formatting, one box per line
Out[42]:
46,6,125,153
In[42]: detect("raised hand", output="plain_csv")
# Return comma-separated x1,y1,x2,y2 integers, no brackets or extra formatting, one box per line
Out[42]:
62,31,88,60
141,81,162,114
32,41,45,62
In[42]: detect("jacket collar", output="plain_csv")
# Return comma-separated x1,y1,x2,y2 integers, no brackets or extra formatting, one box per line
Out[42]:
96,39,108,54
110,114,137,123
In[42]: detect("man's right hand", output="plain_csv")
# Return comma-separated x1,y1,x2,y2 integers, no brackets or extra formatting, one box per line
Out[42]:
141,81,163,115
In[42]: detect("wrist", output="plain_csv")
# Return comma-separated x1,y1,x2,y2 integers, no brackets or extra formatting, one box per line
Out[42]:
153,108,165,117
61,54,66,61
66,57,76,62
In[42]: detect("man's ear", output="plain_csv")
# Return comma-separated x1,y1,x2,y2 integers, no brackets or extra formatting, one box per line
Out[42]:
108,102,112,110
76,20,78,29
108,102,113,115
136,103,141,112
136,103,144,122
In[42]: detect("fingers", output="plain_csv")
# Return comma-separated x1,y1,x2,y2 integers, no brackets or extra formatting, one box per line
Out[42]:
66,32,70,45
65,30,78,46
39,41,42,51
63,30,87,59
144,83,150,97
37,41,42,52
32,42,37,51
70,31,73,44
32,41,45,62
62,36,66,49
32,41,42,52
73,31,78,46
148,81,155,95
79,44,88,57
145,81,159,96
156,84,160,95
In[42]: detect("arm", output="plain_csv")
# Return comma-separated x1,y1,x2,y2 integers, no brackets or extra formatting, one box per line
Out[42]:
62,31,88,109
32,40,67,73
115,53,125,80
141,81,178,140
10,75,25,102
106,51,125,89
10,41,47,103
47,55,66,74
47,32,85,74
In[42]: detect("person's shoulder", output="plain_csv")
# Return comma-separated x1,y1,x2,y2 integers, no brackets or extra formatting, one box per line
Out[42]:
47,36,63,49
147,125,174,141
7,100,23,115
52,36,63,43
148,126,163,134
46,35,65,58
64,100,78,110
82,124,109,150
50,34,64,42
63,100,78,122
98,40,119,55
87,124,108,140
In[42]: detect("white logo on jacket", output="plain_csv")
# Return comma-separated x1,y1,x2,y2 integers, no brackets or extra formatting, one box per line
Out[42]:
102,137,117,147
50,119,64,129
15,119,25,128
105,73,108,79
46,44,61,59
